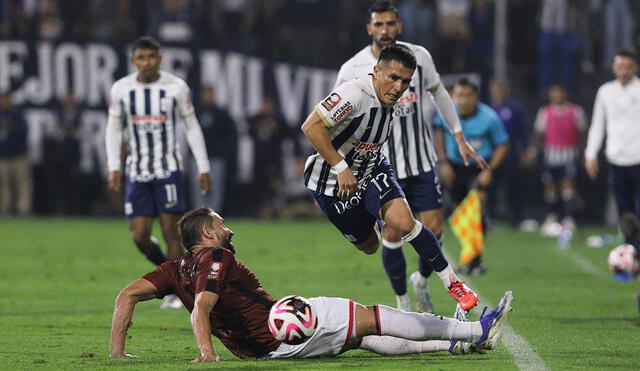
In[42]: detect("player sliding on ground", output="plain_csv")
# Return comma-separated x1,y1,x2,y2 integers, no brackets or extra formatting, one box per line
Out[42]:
301,43,486,311
109,206,513,362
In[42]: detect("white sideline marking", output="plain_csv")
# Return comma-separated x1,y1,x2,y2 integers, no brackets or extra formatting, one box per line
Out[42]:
473,297,549,371
441,250,548,370
553,248,610,280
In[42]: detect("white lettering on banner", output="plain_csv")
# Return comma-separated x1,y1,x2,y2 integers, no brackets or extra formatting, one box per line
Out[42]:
78,110,108,177
307,69,338,118
274,64,308,126
24,108,57,164
199,51,246,120
0,41,27,93
161,47,192,80
245,57,264,119
21,42,54,105
54,43,86,100
1,41,339,129
87,44,118,106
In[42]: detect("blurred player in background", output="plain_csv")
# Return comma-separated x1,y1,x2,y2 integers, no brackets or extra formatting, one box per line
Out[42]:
585,48,640,249
525,84,586,236
105,36,211,309
435,78,509,275
302,44,480,311
109,206,513,362
334,0,487,313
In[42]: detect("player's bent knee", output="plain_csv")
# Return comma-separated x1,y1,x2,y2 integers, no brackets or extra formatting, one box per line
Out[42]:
396,219,419,238
357,242,379,255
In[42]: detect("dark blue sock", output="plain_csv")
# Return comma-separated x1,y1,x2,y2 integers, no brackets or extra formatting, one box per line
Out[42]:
381,246,407,295
407,226,448,272
418,239,438,278
145,239,168,266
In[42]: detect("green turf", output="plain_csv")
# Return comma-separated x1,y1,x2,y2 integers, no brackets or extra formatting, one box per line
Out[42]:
1,218,638,370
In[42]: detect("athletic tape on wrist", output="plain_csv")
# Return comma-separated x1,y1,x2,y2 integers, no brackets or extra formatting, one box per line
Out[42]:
333,160,348,173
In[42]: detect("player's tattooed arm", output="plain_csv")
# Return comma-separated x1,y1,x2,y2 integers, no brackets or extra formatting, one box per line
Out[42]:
109,278,160,358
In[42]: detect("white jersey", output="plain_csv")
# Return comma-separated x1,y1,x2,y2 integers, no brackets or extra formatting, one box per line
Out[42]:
335,41,440,179
304,75,394,196
107,71,202,181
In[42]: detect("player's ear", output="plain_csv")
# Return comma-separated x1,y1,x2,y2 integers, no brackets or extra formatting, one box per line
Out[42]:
397,21,403,34
202,226,214,239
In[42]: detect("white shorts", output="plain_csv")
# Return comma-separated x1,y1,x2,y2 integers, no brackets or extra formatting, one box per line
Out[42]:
263,297,356,358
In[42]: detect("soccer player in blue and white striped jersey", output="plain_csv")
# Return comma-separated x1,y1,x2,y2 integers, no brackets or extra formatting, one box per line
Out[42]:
105,37,211,308
303,43,480,312
334,1,487,313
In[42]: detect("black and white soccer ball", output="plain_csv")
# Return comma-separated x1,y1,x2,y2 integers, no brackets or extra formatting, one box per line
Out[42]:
607,244,638,275
268,295,318,344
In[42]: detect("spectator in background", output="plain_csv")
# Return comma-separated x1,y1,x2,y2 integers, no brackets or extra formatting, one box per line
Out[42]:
603,0,635,67
248,97,288,219
89,0,141,43
0,93,32,216
398,0,436,51
188,86,237,213
45,93,81,214
37,0,64,41
488,79,527,227
200,0,256,52
585,48,640,248
468,0,494,96
0,0,31,39
147,0,195,44
537,0,585,93
525,85,586,236
436,0,470,72
435,78,509,275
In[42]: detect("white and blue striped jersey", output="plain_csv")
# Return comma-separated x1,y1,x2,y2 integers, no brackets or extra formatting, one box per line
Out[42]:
335,41,441,179
106,71,209,182
304,75,395,196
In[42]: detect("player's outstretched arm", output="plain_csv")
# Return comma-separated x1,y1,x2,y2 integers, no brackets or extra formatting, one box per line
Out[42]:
301,110,357,199
109,278,160,358
190,291,221,362
454,132,489,169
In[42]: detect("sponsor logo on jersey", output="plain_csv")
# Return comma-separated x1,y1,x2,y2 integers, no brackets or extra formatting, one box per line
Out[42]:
397,92,418,104
131,114,169,123
351,141,382,152
208,262,222,279
330,102,353,122
321,93,342,111
393,104,416,118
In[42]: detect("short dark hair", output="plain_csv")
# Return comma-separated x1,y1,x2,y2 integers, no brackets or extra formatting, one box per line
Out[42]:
177,206,215,251
616,47,637,61
455,77,479,94
377,44,416,71
130,36,161,54
368,0,398,19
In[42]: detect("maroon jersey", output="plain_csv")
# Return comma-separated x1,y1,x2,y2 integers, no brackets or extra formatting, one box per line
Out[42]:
143,246,280,358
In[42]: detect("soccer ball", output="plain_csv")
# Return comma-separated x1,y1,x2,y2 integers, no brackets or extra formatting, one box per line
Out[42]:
268,295,318,344
607,244,639,275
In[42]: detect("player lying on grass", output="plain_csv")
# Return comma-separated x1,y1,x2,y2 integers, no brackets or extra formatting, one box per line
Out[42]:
109,206,513,362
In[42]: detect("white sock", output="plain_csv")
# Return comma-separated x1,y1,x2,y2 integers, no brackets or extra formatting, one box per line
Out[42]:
413,272,427,287
436,265,460,289
396,294,410,308
377,304,482,342
360,336,450,355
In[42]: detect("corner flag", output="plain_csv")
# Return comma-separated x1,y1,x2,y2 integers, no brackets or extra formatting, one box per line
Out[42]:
448,189,484,265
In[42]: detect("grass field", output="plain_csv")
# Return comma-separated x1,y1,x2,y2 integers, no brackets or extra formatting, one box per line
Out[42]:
1,217,639,370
